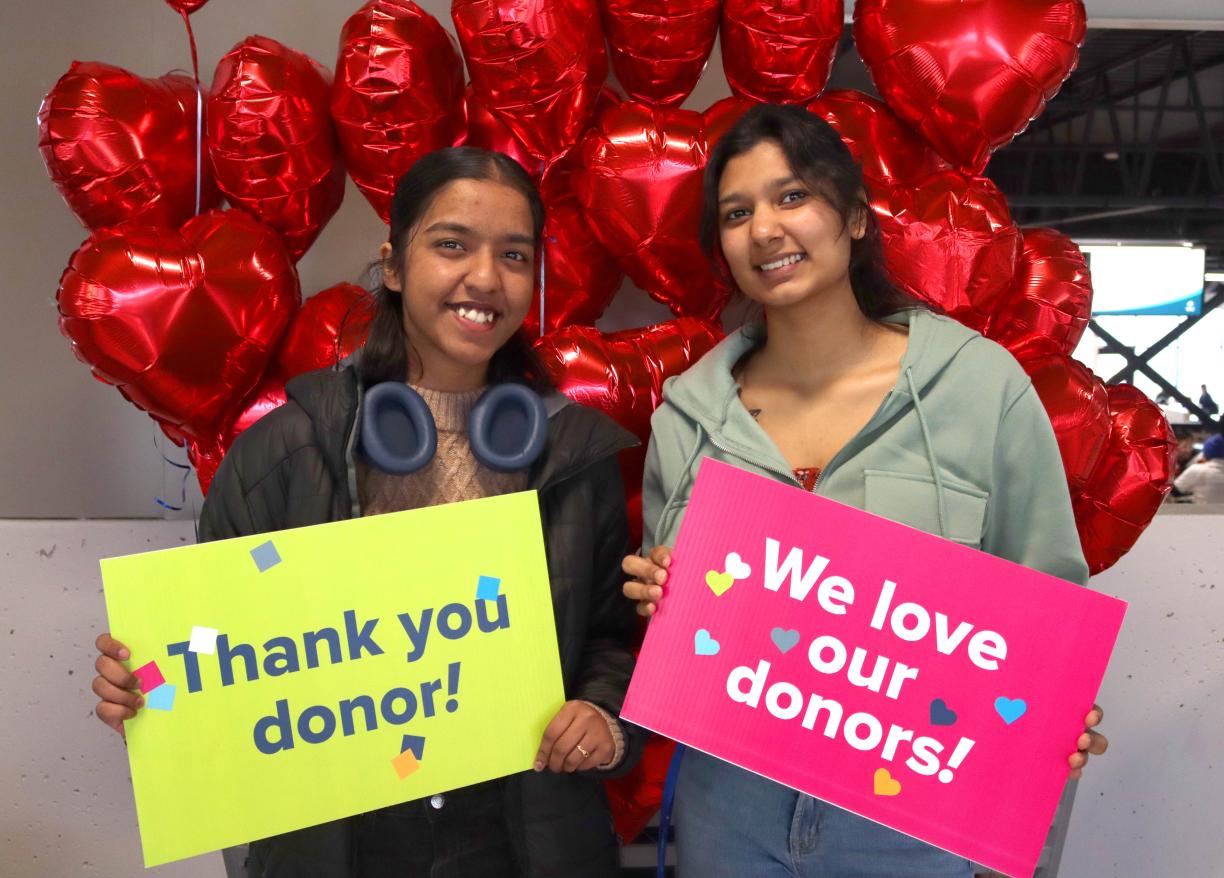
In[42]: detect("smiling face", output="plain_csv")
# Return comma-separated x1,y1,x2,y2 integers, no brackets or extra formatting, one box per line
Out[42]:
716,140,865,311
382,177,536,385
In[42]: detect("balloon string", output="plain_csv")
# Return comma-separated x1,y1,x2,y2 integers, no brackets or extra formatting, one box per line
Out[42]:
180,9,203,216
153,431,193,513
538,160,546,338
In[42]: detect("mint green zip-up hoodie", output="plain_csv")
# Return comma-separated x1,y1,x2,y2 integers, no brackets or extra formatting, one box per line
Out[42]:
642,308,1090,585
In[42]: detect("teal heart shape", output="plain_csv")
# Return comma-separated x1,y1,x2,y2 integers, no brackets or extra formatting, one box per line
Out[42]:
770,628,800,654
995,696,1027,725
694,629,720,656
930,698,957,726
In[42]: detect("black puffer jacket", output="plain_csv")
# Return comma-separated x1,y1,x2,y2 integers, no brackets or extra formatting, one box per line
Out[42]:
199,366,645,878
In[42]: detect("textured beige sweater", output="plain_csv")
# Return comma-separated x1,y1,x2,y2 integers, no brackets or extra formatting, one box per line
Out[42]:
356,383,625,768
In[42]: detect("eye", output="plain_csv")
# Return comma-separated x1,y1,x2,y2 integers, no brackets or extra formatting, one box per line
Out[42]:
723,207,750,223
781,189,807,205
503,249,529,262
436,239,463,251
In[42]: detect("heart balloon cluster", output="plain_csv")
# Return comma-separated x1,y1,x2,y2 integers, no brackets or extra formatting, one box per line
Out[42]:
42,0,1175,840
40,0,1174,597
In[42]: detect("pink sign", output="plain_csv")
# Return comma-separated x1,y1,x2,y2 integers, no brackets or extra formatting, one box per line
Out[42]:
623,459,1126,878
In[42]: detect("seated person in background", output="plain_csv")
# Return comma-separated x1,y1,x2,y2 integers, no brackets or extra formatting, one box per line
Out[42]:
1173,434,1224,504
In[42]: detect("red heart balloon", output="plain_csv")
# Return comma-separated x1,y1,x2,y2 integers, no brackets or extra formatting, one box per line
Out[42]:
332,0,466,222
1019,353,1110,496
986,228,1092,361
1073,384,1177,575
721,0,843,104
208,36,346,261
463,89,538,175
600,0,720,107
57,209,300,439
453,0,608,167
808,89,951,189
38,61,220,231
165,0,209,12
189,283,375,493
522,164,624,337
853,0,1086,173
535,318,724,543
574,100,750,321
872,170,1021,332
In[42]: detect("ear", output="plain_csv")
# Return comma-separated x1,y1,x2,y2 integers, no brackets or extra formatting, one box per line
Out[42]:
850,194,869,241
380,242,402,292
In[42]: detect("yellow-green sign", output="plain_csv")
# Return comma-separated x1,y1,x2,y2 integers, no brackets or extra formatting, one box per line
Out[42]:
101,491,563,867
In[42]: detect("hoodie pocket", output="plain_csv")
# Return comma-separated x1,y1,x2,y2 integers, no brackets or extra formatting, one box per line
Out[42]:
863,469,988,548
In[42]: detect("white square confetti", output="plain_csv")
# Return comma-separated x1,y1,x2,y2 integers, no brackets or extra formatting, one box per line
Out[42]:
188,625,219,655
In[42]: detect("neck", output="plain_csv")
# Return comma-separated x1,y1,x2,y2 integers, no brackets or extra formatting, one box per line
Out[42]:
752,281,881,392
405,346,487,393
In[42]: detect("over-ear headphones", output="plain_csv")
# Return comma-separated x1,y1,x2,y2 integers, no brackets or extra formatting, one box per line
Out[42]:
359,382,549,475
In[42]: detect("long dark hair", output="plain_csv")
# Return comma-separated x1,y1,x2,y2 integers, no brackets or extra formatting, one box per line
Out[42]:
700,103,920,320
357,146,552,392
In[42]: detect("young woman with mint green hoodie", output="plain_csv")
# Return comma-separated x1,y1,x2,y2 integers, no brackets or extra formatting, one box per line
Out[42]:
622,105,1109,877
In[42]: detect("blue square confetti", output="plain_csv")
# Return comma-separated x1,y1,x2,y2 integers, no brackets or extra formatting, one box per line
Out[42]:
146,683,177,712
476,575,501,602
250,540,282,573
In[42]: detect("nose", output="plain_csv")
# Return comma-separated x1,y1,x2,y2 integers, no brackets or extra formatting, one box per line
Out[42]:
464,246,499,296
750,203,783,247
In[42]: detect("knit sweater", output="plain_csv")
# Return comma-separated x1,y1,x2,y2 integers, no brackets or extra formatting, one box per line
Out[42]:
356,383,625,767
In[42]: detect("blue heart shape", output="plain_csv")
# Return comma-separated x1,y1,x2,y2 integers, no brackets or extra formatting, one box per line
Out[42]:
694,629,720,656
930,698,957,726
995,696,1028,725
770,628,800,654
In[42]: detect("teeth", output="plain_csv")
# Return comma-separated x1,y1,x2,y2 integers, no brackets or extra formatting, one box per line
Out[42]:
760,253,805,271
456,306,496,325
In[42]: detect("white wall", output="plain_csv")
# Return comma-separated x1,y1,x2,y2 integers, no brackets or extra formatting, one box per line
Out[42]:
3,508,1218,877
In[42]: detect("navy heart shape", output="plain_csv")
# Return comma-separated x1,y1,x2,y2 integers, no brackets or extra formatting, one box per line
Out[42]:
930,698,958,726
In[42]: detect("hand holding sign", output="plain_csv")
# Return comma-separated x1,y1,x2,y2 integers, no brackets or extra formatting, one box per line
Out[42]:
92,632,142,735
621,544,672,616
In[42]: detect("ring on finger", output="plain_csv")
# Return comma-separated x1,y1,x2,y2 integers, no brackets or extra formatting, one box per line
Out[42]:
575,743,591,759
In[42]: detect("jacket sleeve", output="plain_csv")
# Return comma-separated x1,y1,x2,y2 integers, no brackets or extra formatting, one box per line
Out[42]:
197,451,259,544
983,383,1091,585
572,455,646,777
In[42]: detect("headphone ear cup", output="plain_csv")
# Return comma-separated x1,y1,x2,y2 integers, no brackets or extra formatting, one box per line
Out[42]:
468,384,549,473
359,382,437,474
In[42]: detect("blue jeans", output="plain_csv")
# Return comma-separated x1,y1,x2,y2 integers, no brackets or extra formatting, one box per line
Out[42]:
675,750,973,878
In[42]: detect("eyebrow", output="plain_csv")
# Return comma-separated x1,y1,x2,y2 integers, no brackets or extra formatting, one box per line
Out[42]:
424,221,534,246
717,176,803,206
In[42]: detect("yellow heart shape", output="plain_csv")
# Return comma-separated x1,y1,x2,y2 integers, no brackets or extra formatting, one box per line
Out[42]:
705,570,735,597
873,768,902,797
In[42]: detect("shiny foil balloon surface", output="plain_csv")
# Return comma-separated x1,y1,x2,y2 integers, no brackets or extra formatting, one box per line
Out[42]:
986,228,1092,361
721,0,842,104
453,0,608,166
808,89,951,190
190,283,375,492
56,209,300,439
462,89,538,175
1074,384,1177,574
600,0,720,107
208,36,345,261
333,0,466,222
522,165,624,337
165,0,209,12
854,0,1086,173
1019,353,1110,495
574,100,739,321
38,61,219,231
535,318,724,543
873,170,1021,332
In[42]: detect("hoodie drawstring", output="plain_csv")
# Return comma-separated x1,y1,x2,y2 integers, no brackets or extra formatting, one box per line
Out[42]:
653,423,706,548
906,367,949,540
